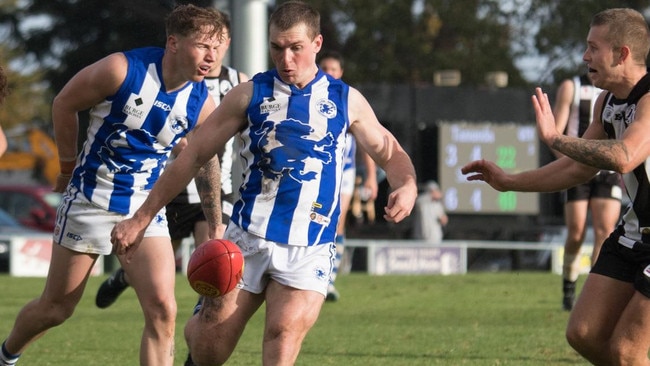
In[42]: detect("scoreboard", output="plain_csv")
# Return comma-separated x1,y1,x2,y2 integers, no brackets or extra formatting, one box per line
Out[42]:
438,121,539,215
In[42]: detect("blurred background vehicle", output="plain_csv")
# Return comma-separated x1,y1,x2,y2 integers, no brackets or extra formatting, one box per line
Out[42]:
0,184,61,232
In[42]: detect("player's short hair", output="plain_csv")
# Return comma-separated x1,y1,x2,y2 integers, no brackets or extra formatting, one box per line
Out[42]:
591,8,650,64
269,1,320,40
166,4,226,42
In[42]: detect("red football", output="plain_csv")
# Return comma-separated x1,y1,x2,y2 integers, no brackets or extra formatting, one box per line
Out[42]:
187,239,244,297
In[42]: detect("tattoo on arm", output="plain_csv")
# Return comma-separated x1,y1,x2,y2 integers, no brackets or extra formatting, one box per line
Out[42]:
552,136,628,171
196,156,222,230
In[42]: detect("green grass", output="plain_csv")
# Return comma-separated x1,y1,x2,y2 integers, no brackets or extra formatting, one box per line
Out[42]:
0,272,587,365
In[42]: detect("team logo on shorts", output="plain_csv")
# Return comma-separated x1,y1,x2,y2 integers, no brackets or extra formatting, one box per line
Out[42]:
314,266,329,282
316,99,337,119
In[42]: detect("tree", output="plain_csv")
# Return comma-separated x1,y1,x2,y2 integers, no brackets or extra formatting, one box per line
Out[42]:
3,0,649,97
0,0,217,131
296,0,528,87
0,6,51,131
0,0,218,92
524,0,650,84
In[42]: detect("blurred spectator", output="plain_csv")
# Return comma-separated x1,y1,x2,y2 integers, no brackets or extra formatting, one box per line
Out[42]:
412,181,448,243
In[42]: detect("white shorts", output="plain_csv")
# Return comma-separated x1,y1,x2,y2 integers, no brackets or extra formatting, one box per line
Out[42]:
340,167,356,196
53,186,170,255
224,224,335,296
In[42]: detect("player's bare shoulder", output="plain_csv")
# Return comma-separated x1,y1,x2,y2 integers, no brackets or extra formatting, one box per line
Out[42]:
347,86,376,127
632,92,650,126
223,80,254,111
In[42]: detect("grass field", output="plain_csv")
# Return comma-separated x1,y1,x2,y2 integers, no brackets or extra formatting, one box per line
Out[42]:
0,272,588,365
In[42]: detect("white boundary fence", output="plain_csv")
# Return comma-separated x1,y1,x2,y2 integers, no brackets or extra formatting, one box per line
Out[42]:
178,237,594,277
3,234,593,277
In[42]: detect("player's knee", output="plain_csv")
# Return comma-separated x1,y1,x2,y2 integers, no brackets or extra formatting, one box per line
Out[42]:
566,321,605,360
142,295,177,327
565,321,588,351
187,335,230,366
608,338,644,366
41,302,76,327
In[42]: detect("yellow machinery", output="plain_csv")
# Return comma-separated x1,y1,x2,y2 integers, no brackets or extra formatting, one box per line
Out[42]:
0,128,60,186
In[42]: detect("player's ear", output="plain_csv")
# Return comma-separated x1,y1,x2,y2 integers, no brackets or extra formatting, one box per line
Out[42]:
617,45,631,65
313,34,323,54
167,34,179,53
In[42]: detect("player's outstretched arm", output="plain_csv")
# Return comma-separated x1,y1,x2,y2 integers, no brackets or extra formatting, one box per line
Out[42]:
461,159,511,192
348,88,417,223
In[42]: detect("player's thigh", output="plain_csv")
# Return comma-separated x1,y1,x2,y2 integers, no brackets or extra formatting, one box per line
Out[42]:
610,291,650,358
41,244,99,307
569,272,634,340
122,236,176,305
264,281,324,337
564,200,589,232
589,197,621,230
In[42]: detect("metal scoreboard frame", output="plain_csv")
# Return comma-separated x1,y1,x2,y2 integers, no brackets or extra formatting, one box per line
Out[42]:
438,121,539,215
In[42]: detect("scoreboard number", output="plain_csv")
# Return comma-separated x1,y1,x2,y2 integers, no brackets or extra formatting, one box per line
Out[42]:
438,121,539,214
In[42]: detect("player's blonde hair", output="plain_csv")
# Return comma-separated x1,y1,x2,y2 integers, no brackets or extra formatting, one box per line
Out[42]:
166,4,226,42
591,8,650,65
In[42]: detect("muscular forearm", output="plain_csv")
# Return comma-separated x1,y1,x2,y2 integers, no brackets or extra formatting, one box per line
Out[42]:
509,157,597,192
384,152,417,192
196,155,222,238
551,135,628,172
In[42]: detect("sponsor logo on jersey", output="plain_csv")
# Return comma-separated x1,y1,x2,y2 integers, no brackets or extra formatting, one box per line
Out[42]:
123,96,145,119
153,100,172,112
123,104,145,119
260,97,281,114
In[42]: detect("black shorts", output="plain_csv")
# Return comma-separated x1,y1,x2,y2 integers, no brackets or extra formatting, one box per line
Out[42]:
165,202,205,241
591,227,650,298
165,193,234,240
566,172,621,202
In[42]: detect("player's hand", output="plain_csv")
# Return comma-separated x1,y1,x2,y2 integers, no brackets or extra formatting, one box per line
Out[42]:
111,217,146,262
383,182,417,223
461,159,509,191
531,87,560,146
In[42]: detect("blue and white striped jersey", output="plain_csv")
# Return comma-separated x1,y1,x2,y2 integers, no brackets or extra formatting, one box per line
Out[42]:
170,65,242,205
232,69,350,246
342,133,357,172
70,47,210,214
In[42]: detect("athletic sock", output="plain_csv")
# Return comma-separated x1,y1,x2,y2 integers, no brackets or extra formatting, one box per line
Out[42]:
0,341,20,366
562,253,580,282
